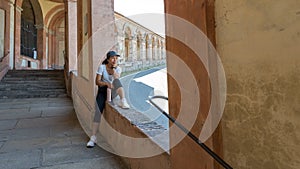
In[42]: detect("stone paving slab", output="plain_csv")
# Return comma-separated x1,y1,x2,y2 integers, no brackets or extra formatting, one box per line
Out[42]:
0,132,9,141
16,115,77,129
2,126,50,140
42,145,113,166
42,106,75,117
0,141,4,149
0,97,127,169
48,101,73,107
0,98,50,103
0,108,41,120
0,149,41,169
0,119,17,130
5,102,43,109
0,136,72,153
36,156,127,169
49,123,85,138
68,134,89,146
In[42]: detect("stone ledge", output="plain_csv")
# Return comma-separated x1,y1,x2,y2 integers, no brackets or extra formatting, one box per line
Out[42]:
108,101,169,151
102,102,170,169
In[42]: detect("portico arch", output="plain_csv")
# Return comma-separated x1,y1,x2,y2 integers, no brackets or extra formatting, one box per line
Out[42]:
15,0,45,69
47,10,65,69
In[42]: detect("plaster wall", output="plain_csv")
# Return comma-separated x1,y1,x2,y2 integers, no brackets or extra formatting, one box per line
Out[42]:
215,1,300,169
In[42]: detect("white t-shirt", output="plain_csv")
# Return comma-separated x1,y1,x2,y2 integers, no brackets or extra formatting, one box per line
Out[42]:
96,64,122,83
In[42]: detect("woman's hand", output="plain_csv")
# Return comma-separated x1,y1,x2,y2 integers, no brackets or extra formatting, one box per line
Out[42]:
112,68,120,79
106,82,114,89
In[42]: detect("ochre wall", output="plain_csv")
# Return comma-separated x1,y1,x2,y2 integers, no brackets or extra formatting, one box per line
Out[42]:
215,1,300,169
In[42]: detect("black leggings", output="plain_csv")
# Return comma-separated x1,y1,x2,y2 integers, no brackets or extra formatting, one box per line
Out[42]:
93,79,123,122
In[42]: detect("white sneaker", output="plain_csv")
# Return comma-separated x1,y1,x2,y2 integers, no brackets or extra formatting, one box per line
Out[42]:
119,98,130,109
86,135,97,148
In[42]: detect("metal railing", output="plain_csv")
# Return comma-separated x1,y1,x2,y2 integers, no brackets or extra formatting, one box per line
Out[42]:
148,95,233,169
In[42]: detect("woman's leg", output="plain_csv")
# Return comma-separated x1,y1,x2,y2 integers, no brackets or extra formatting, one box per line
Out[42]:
112,79,130,109
92,122,99,136
112,79,124,99
87,87,106,148
116,87,125,99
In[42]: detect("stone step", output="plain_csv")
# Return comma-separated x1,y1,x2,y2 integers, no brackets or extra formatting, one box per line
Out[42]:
0,97,73,105
0,80,64,85
0,82,65,90
2,77,64,81
6,70,64,75
0,70,67,99
0,93,68,99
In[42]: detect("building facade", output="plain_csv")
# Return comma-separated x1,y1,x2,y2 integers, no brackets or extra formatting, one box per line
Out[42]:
115,12,166,72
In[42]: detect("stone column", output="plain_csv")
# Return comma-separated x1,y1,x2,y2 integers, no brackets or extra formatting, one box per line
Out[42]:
35,24,46,69
47,29,55,69
158,40,162,61
152,40,157,62
130,35,137,61
162,42,166,59
9,0,15,69
147,36,152,61
140,37,146,61
13,4,22,69
66,0,77,72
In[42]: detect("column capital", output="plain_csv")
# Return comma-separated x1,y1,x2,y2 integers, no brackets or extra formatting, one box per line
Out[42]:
16,5,23,13
9,0,15,5
35,24,45,30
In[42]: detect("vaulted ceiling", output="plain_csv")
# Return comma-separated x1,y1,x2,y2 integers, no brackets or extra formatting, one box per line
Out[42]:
45,0,64,3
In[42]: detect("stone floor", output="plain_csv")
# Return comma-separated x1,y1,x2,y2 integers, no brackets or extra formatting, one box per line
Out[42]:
0,97,127,169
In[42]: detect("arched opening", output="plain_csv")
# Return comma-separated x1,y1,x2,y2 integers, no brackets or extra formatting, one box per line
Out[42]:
16,0,44,69
20,0,37,58
48,10,65,69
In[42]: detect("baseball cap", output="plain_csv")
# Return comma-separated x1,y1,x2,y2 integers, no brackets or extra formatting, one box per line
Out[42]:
106,51,120,58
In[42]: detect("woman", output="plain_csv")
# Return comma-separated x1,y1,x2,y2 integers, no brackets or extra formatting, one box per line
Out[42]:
87,50,130,148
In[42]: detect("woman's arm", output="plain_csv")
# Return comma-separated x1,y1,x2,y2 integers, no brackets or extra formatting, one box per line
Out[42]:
95,74,107,86
113,69,120,79
95,74,113,88
113,67,121,79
